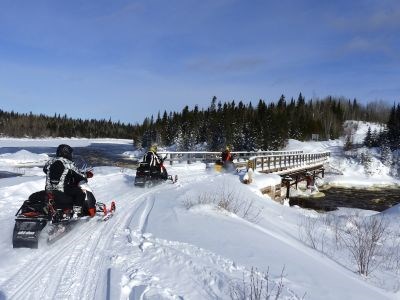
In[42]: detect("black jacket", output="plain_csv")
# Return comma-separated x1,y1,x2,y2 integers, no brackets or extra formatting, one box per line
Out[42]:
43,157,86,192
143,151,163,167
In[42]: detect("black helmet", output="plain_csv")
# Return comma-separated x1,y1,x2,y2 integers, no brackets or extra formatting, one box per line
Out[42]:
56,144,73,160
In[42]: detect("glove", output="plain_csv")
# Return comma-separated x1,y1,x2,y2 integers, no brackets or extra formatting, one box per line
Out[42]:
86,170,94,178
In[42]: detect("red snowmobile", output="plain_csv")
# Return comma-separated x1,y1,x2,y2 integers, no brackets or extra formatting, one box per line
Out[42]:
12,163,115,249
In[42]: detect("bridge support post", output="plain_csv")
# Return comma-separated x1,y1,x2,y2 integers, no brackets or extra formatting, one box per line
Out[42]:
282,176,292,199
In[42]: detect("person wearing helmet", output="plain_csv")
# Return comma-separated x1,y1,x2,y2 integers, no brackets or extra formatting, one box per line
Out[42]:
43,144,88,217
142,144,168,179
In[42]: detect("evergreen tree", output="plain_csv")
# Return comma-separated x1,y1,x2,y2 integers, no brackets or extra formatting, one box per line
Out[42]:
361,150,373,176
387,104,400,150
380,143,393,168
363,127,373,147
344,134,353,151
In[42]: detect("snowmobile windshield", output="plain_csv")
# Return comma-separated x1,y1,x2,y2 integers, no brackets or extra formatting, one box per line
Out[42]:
73,156,92,172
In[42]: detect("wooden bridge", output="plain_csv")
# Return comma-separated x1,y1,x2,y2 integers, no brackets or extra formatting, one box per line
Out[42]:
159,150,330,174
157,150,330,199
248,152,330,175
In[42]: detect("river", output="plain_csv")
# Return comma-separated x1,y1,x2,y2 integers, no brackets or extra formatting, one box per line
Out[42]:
289,186,400,212
0,143,137,167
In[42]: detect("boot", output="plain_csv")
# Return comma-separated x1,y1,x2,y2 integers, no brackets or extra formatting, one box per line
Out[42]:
72,206,82,219
88,207,96,217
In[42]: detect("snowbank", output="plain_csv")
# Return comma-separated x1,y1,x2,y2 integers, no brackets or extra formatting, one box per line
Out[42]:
0,150,49,167
248,171,281,189
381,203,400,217
344,120,386,144
285,138,342,153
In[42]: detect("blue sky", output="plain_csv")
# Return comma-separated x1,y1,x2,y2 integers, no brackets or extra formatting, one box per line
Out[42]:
0,0,399,124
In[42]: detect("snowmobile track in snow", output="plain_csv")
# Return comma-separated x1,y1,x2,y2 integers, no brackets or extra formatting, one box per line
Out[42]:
2,184,167,300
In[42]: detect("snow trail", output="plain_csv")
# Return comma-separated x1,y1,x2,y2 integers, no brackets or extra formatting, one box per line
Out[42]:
1,171,164,299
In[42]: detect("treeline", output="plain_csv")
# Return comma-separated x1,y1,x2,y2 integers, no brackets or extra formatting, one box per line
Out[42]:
362,103,400,151
133,94,390,151
0,110,134,139
0,94,392,150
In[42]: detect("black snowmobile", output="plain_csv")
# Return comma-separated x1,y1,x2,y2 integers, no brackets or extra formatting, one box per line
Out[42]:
134,156,177,187
12,163,115,249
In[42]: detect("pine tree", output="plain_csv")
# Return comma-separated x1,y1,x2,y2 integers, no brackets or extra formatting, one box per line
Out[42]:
387,104,400,150
380,143,393,168
363,127,373,147
361,150,374,176
344,134,353,151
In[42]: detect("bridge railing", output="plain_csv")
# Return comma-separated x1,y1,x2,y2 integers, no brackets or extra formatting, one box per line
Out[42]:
158,150,304,164
249,151,330,173
158,151,220,164
233,150,303,162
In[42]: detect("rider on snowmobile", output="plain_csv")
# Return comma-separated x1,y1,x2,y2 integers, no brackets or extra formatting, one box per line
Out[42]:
43,144,93,217
142,144,168,180
221,146,234,164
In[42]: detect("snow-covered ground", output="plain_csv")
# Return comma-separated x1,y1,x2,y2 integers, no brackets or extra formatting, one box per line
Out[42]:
0,134,399,299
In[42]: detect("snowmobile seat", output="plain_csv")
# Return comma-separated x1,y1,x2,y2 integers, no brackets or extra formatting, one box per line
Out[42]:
49,190,74,210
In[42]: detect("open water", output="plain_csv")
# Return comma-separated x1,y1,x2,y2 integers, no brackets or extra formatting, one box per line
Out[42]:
0,143,138,179
0,143,136,168
290,186,400,212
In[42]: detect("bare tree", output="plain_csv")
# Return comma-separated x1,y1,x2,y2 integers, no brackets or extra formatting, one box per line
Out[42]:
182,187,262,223
230,267,289,300
339,216,388,276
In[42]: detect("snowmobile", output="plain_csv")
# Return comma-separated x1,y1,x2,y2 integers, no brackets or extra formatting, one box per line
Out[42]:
134,156,177,187
12,162,115,249
214,159,236,173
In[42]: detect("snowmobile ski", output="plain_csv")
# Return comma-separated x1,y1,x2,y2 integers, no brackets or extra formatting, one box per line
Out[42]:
47,217,89,245
168,174,178,184
96,201,116,221
47,201,116,243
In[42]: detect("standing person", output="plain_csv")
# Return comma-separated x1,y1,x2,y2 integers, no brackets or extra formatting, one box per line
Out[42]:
43,144,88,217
142,144,167,179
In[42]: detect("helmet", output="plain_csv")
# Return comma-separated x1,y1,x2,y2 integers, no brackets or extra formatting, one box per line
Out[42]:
56,144,73,160
149,144,158,153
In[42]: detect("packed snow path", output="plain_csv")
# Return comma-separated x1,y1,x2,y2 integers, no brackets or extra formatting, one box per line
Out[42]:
0,164,397,299
0,170,153,299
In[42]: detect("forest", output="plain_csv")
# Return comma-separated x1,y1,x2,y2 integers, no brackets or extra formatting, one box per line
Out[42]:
0,111,134,139
132,94,392,151
0,94,397,151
